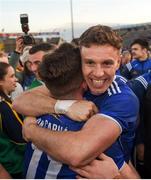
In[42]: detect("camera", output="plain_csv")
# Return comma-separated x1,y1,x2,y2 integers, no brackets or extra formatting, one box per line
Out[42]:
20,14,35,45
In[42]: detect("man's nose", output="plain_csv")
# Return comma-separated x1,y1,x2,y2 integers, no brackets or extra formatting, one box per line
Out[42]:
93,65,104,77
30,64,37,73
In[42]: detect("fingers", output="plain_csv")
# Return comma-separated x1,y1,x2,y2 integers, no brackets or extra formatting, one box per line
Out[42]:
92,103,99,114
89,102,98,117
97,153,110,160
70,167,90,178
86,102,98,119
15,36,24,53
24,116,37,121
22,117,37,141
23,117,37,130
16,37,23,44
76,175,86,179
66,100,98,121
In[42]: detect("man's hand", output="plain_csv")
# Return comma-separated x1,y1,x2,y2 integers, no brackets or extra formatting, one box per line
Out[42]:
22,116,37,142
70,153,119,179
0,164,11,179
15,36,24,53
66,100,98,121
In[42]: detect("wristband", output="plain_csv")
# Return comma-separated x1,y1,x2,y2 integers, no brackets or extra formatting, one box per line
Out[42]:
54,100,77,114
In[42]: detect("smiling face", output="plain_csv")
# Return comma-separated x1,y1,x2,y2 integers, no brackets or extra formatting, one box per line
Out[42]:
81,44,121,95
28,51,45,77
0,66,17,95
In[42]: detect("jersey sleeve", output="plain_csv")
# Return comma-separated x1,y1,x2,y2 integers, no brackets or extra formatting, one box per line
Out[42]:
98,91,139,133
0,101,25,143
121,63,132,80
127,79,146,106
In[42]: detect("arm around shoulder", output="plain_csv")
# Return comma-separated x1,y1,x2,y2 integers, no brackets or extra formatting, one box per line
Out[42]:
12,85,56,116
23,114,121,167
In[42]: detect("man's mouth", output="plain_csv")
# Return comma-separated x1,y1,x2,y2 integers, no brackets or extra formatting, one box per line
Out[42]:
92,79,105,88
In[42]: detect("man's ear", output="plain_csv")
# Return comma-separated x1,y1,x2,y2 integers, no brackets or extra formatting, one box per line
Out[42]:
116,56,121,70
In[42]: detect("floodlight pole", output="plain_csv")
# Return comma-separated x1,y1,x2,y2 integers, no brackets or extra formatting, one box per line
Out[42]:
70,0,74,40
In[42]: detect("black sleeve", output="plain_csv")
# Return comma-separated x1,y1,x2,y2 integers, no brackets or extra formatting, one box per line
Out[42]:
127,80,146,106
121,65,132,80
0,101,26,143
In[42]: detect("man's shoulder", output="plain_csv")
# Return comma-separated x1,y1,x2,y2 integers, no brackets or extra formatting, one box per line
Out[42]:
104,78,139,120
129,59,143,66
91,76,138,110
104,76,139,110
125,60,136,71
107,76,131,97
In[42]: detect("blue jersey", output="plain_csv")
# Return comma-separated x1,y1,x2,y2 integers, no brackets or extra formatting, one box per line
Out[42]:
127,72,151,105
84,76,139,163
24,76,139,179
24,115,85,179
122,58,151,79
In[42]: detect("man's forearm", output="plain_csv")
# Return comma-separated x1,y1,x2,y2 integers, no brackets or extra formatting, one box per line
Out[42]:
26,124,99,167
12,86,56,116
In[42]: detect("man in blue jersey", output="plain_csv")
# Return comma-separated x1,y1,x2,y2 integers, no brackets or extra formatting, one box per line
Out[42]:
121,39,151,79
121,71,151,106
144,84,151,178
121,38,151,175
23,43,121,179
14,25,139,178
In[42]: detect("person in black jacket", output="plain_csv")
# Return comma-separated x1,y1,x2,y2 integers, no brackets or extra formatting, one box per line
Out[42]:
143,84,151,178
0,62,25,178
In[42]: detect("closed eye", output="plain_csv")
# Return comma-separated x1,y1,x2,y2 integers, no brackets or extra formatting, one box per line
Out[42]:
103,60,114,66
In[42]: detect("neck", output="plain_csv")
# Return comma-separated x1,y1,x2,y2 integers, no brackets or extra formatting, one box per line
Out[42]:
54,89,84,100
0,90,11,102
3,89,9,96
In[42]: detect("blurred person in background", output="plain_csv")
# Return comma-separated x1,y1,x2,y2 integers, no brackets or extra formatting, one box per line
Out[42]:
121,39,151,79
121,50,132,65
117,49,132,75
9,36,35,90
0,50,9,63
27,43,57,89
0,49,23,100
0,62,25,178
121,39,151,177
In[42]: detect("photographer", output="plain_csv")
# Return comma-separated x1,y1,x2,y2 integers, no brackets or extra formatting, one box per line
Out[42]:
9,36,35,90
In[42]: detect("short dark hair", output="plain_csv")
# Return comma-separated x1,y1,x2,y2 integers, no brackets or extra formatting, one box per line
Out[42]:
130,39,149,50
71,38,80,47
29,43,56,54
79,25,122,50
38,43,83,97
